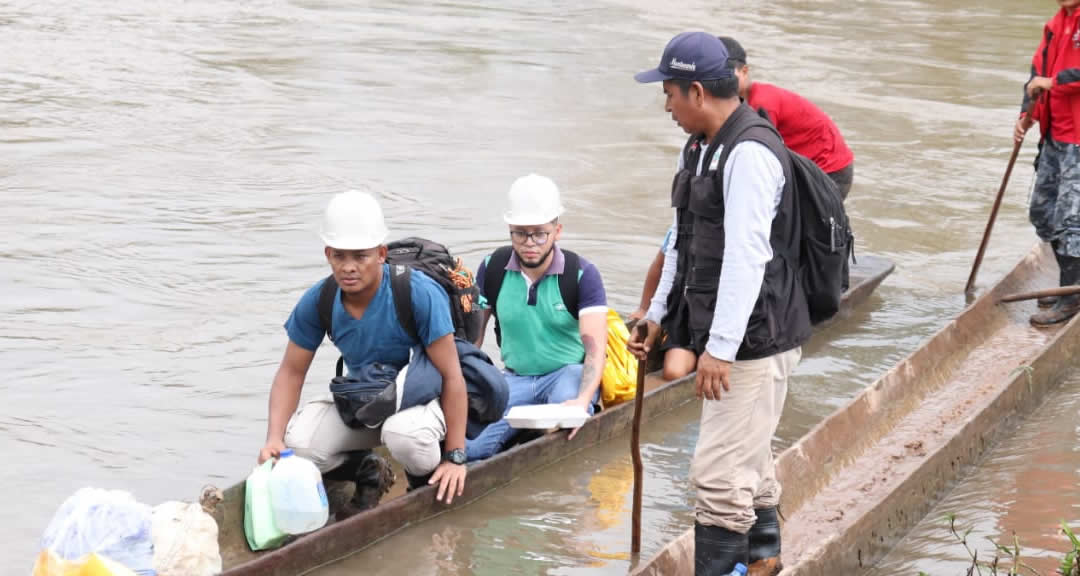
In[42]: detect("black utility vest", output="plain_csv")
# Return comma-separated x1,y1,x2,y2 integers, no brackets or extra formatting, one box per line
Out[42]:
669,104,811,361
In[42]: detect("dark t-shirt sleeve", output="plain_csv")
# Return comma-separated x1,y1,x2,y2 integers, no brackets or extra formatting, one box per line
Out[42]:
576,259,607,314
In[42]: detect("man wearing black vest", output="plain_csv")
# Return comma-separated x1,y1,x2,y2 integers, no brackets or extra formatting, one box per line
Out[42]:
629,32,811,576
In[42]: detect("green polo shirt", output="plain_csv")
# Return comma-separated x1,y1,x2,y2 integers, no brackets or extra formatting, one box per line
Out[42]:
476,246,608,376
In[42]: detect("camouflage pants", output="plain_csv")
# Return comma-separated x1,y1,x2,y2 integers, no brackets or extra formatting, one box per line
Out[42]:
1031,138,1080,257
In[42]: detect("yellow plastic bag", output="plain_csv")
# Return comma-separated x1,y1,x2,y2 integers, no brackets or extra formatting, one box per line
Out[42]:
601,308,638,407
32,550,137,576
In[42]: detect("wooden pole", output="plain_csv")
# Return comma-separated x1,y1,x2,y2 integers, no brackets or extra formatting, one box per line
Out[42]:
999,284,1080,304
965,139,1024,294
631,348,646,554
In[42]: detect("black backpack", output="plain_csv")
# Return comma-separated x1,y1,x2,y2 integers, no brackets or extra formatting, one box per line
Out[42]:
738,110,855,324
481,246,581,346
786,150,854,324
317,237,485,376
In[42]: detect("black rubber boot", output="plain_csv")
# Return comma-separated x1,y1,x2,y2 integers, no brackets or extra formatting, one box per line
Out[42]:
1031,255,1080,327
1040,245,1067,308
351,451,395,509
330,451,395,519
321,449,373,482
1038,294,1060,308
695,522,749,576
406,471,433,492
746,508,782,576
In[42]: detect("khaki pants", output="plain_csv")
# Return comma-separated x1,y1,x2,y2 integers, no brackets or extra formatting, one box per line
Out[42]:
284,395,447,476
691,347,801,533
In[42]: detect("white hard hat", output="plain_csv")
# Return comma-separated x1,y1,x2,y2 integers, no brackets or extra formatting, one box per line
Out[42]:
503,174,565,226
319,189,389,250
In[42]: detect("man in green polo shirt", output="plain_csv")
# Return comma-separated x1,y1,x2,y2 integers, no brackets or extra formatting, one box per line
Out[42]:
465,173,609,461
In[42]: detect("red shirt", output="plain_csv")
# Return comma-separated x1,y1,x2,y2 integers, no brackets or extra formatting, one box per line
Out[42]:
746,82,854,174
1027,7,1080,144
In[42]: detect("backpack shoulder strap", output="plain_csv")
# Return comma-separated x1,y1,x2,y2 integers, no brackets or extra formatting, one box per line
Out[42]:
389,264,419,343
317,274,338,342
483,247,514,315
317,275,348,377
558,248,581,319
716,111,785,178
484,246,514,347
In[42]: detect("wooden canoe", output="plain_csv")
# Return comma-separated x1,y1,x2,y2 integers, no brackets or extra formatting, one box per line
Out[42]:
213,255,896,576
632,243,1079,576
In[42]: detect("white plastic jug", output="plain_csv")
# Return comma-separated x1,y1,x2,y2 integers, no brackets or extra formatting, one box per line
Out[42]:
268,449,329,535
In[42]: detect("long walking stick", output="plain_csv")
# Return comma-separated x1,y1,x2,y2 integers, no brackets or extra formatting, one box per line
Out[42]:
965,139,1024,294
631,339,647,554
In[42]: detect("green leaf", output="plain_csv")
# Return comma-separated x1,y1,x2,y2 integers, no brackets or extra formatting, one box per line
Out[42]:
1063,520,1080,549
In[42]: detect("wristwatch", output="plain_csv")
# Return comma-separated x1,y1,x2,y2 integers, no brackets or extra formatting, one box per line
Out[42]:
444,448,467,465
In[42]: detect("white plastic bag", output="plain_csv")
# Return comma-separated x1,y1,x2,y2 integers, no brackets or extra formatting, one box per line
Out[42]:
150,487,223,576
40,488,155,576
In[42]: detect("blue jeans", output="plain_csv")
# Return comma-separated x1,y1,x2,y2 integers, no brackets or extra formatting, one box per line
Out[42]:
465,364,596,461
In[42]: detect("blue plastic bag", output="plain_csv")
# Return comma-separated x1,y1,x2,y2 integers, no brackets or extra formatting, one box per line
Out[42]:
41,488,156,576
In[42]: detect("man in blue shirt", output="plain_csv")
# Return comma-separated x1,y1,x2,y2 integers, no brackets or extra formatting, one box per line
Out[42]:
257,190,469,510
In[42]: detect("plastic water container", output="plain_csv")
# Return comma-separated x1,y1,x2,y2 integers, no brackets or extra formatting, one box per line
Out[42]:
268,450,329,535
245,459,287,550
726,563,748,576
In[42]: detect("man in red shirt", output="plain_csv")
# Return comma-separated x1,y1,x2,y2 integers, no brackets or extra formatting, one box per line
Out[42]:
1015,0,1080,326
720,36,855,199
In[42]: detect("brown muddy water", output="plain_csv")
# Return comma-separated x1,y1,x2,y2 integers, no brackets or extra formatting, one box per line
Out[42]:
0,0,1071,573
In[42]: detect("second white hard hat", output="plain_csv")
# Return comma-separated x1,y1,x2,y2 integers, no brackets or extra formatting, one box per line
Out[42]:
503,174,565,226
319,189,389,250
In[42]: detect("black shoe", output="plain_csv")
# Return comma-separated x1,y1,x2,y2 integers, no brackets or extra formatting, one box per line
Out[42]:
1031,294,1080,326
322,450,394,520
1038,295,1059,309
695,522,749,576
351,452,395,511
747,508,782,576
1032,254,1080,327
406,471,433,492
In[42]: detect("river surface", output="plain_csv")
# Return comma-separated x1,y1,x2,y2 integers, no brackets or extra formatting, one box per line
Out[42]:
0,0,1068,572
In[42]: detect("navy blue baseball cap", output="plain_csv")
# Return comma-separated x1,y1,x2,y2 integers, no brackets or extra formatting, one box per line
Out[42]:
635,31,734,83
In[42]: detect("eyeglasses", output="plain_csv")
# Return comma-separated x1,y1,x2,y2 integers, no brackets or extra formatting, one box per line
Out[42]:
509,230,552,245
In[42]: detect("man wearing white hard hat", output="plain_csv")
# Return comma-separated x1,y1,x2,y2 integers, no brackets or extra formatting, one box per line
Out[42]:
257,190,470,510
466,174,609,461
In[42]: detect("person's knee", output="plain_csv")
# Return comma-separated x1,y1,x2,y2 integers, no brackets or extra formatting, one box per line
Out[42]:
663,352,697,381
662,364,693,381
284,421,339,473
547,364,584,403
382,427,440,476
464,421,509,462
381,406,444,476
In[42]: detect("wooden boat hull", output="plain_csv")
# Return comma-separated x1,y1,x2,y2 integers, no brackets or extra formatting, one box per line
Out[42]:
215,255,895,576
632,243,1077,576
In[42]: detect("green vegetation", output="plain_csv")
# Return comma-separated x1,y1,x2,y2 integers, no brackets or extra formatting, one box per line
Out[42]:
915,515,1079,576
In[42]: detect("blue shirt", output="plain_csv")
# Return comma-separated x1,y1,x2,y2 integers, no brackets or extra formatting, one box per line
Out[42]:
285,264,455,375
660,226,674,252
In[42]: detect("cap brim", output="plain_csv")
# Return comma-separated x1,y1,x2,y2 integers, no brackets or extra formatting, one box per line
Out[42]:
634,68,670,83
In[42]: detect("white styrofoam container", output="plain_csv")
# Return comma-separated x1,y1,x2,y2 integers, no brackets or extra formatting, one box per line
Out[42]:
504,404,589,429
